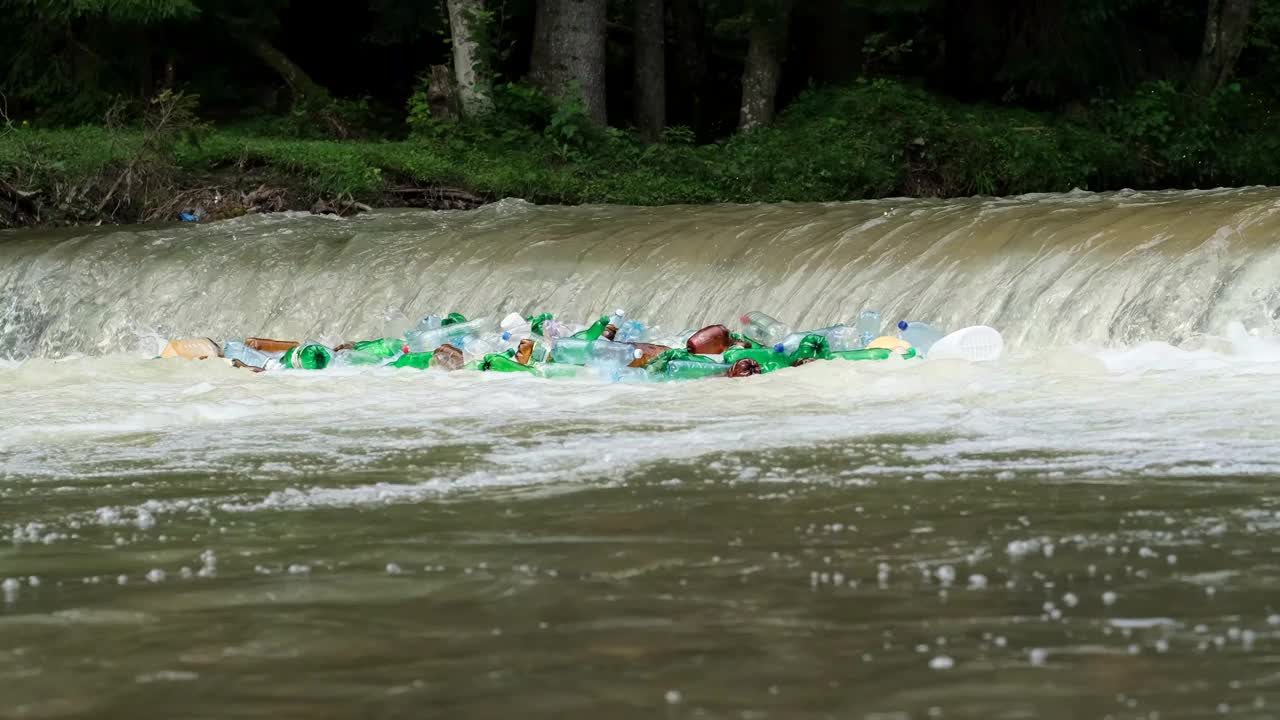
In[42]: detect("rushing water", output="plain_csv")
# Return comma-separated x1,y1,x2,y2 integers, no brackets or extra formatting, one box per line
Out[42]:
4,191,1280,719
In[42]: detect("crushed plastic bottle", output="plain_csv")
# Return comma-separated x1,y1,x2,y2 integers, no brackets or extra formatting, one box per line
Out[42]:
897,321,946,356
773,325,861,354
788,334,832,364
222,340,276,369
856,310,881,349
616,318,646,343
740,311,792,347
551,338,643,367
722,346,790,373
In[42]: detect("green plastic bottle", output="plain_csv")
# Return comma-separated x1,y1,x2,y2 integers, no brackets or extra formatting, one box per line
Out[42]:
279,343,333,370
571,315,612,341
527,312,554,337
441,312,467,327
483,353,539,374
788,334,831,364
663,360,733,380
831,347,918,362
353,337,406,357
729,331,764,349
391,351,434,369
722,346,790,373
643,348,718,374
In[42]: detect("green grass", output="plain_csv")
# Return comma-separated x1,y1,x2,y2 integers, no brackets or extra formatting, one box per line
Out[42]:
5,78,1277,221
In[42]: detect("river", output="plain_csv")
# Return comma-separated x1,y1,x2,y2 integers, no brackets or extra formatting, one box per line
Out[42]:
2,191,1280,718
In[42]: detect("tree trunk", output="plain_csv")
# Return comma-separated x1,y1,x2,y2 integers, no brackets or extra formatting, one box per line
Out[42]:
530,0,608,125
633,0,666,142
237,31,330,107
738,0,794,133
447,0,493,117
427,64,461,121
671,0,709,135
1191,0,1254,96
632,0,665,141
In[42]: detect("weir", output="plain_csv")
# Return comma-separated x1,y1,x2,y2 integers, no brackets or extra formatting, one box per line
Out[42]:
2,189,1278,359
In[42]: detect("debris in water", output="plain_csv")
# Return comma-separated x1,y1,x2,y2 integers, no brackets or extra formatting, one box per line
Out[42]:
929,655,954,670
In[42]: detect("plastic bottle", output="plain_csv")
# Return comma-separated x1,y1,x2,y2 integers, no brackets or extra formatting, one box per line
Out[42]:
527,312,555,337
392,351,434,369
856,310,881,349
414,315,444,333
740,311,792,346
222,340,276,368
773,325,860,354
831,347,917,362
663,359,733,380
896,321,946,356
331,348,388,367
279,343,333,370
722,346,790,373
788,334,831,364
571,315,613,342
405,317,493,353
616,319,646,343
551,338,643,367
609,308,626,330
483,353,539,374
597,366,651,384
500,312,532,338
352,337,406,358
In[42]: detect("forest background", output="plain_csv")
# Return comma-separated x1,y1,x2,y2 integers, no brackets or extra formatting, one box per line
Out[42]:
0,0,1274,225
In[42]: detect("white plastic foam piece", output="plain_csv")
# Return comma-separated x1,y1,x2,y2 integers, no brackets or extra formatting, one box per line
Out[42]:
927,326,1004,362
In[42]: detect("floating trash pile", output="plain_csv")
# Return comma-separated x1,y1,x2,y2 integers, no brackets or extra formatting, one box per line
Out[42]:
157,307,1004,381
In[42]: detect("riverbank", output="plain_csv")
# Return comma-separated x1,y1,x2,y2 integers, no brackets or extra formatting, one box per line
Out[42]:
4,80,1276,229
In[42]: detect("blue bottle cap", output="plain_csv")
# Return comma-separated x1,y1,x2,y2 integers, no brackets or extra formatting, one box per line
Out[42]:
898,321,909,331
501,331,511,341
774,343,786,353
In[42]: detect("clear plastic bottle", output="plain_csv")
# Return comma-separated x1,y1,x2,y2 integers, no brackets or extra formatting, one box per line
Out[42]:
551,338,643,367
414,314,444,333
897,321,946,356
663,359,734,380
222,340,276,368
500,312,532,337
773,325,860,353
856,309,881,348
740,311,792,346
405,317,493,353
616,318,646,343
330,348,389,367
